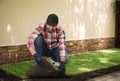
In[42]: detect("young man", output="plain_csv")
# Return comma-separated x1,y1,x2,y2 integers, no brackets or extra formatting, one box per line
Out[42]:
27,14,69,76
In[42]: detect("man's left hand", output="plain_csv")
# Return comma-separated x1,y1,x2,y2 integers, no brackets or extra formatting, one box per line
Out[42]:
59,62,66,76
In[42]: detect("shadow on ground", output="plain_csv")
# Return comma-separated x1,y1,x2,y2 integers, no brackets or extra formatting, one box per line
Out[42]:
0,59,120,81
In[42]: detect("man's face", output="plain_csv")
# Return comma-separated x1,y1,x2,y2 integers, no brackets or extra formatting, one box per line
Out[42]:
46,25,57,32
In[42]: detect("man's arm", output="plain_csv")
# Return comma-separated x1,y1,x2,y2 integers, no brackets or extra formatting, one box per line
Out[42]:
29,47,36,55
58,30,66,76
27,25,45,67
58,30,66,62
27,24,43,54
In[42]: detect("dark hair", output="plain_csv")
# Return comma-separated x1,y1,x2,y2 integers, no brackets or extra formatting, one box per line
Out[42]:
46,14,58,27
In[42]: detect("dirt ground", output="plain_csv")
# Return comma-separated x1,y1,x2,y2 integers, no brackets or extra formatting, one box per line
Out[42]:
0,59,120,81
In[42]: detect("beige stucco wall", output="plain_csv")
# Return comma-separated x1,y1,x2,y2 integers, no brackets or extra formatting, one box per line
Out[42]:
0,0,115,46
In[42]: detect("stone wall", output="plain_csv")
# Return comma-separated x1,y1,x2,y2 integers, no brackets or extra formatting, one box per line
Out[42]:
0,45,32,65
66,37,115,54
0,37,115,64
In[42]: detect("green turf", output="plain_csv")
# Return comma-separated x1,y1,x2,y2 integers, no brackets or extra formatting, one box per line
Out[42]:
1,48,120,78
66,48,120,75
0,60,35,78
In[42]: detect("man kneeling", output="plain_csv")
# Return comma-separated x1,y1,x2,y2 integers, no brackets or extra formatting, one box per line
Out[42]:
27,13,69,76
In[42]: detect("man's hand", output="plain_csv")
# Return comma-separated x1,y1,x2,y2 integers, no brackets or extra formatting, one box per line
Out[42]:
59,62,66,76
33,53,45,67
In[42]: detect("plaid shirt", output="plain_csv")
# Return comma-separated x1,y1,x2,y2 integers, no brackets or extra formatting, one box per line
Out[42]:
27,24,66,56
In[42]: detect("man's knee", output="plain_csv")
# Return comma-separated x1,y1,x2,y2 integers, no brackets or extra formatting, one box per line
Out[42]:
65,55,69,63
34,34,43,44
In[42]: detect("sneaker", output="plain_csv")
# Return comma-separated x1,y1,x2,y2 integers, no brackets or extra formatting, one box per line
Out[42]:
49,58,60,67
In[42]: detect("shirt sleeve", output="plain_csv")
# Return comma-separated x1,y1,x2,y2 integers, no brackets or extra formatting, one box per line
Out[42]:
27,24,43,48
59,30,66,57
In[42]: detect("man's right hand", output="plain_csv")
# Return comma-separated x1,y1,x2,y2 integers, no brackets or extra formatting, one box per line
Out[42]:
33,53,45,67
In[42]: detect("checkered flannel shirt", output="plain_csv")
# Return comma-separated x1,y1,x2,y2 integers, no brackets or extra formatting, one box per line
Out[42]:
27,24,66,57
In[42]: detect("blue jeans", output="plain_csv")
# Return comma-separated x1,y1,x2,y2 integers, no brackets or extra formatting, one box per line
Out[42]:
34,34,69,63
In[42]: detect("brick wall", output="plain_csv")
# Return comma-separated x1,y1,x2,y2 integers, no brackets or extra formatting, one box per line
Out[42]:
0,37,115,65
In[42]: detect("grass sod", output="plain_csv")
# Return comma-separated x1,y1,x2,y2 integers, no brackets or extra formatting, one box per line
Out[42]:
1,48,120,78
0,60,35,78
66,48,120,75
